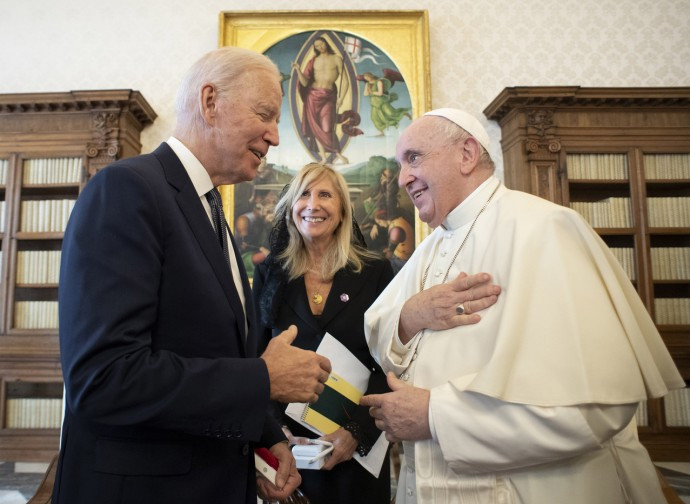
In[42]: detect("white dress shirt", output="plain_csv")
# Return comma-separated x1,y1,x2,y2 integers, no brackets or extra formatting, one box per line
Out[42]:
166,137,246,331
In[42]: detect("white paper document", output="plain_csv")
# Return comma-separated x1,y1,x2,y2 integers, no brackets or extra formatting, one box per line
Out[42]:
285,332,389,477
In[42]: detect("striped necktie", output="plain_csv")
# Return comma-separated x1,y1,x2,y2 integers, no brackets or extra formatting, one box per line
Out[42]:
205,188,230,266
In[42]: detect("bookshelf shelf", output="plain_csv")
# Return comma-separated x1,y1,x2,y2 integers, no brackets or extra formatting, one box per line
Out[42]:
649,228,690,235
20,187,80,202
485,86,690,461
0,90,156,461
568,179,631,185
21,183,80,190
14,232,65,240
592,228,636,235
646,179,690,186
4,329,60,338
15,284,60,289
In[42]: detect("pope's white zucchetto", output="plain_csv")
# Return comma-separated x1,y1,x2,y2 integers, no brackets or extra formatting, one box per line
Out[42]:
423,108,490,152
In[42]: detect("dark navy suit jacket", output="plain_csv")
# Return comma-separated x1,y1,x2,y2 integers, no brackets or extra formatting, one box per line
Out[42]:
53,143,282,504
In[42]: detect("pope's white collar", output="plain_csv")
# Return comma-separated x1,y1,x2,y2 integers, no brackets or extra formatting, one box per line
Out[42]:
441,176,499,231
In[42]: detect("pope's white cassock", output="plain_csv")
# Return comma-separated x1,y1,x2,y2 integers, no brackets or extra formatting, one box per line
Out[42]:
365,175,685,504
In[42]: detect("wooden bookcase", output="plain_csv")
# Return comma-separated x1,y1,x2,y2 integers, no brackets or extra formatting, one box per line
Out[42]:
0,91,156,461
484,86,690,461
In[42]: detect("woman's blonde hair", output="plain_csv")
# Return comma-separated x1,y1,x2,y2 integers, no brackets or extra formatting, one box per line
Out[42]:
275,163,378,281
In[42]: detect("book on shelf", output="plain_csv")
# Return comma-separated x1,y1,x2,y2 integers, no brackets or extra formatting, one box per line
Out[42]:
5,397,63,429
19,199,76,232
22,157,82,185
608,247,636,281
664,388,690,427
651,247,690,280
570,197,632,228
16,250,61,284
654,298,690,325
566,153,629,180
14,301,59,329
647,197,690,228
643,153,690,180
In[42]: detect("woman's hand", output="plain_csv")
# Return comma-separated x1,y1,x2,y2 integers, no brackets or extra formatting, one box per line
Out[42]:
318,428,358,470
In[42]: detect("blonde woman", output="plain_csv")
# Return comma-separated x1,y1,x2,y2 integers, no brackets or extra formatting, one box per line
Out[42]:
253,163,393,504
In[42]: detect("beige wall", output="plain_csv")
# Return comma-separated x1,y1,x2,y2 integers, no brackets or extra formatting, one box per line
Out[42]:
2,0,689,177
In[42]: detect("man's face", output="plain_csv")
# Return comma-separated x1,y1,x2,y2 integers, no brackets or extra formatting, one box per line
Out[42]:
314,40,326,54
395,117,464,227
208,69,282,185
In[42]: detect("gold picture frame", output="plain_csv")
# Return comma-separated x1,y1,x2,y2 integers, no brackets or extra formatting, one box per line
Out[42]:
218,10,431,276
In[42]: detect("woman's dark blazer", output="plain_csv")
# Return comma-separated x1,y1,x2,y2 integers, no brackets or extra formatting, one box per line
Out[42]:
253,256,394,504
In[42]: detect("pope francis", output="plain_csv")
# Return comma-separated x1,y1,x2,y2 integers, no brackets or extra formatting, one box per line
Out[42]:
361,108,685,504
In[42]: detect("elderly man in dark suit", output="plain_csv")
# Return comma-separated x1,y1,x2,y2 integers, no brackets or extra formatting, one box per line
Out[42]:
53,46,332,504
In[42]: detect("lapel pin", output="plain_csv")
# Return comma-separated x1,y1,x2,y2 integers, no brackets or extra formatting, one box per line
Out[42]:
340,293,349,302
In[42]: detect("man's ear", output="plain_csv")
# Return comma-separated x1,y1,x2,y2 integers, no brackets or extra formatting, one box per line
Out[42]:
458,137,481,176
199,84,217,126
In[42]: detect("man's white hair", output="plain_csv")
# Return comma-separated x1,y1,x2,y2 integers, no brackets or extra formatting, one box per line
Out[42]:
174,47,280,138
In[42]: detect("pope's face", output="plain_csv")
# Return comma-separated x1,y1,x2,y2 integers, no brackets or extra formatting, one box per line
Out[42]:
396,117,464,228
207,69,282,185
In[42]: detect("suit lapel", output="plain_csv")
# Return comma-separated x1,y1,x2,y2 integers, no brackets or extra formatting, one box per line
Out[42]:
285,278,321,333
154,144,247,352
318,267,366,327
283,266,369,330
228,227,253,354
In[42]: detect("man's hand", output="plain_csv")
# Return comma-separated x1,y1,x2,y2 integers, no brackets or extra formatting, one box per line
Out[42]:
261,325,332,403
255,441,301,502
360,373,431,443
319,428,358,470
398,272,501,344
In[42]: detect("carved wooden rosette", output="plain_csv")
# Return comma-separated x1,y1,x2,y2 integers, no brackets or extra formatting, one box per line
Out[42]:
0,90,157,187
86,111,121,179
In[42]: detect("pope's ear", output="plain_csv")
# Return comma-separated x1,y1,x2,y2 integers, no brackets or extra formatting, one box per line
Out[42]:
199,84,218,125
458,137,482,176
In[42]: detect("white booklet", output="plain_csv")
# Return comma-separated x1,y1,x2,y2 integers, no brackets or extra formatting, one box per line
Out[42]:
285,332,389,477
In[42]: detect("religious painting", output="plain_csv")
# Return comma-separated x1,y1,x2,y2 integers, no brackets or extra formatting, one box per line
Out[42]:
219,11,431,277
